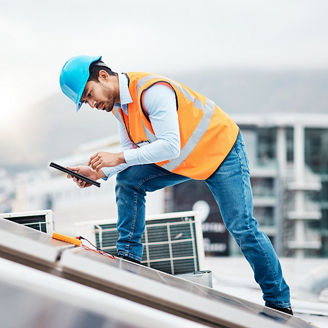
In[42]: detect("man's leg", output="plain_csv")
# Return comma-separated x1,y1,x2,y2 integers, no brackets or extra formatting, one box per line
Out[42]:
205,132,291,309
115,164,190,262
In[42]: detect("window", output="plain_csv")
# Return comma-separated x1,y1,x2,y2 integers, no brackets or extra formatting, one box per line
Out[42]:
257,128,277,166
305,128,328,174
286,127,294,162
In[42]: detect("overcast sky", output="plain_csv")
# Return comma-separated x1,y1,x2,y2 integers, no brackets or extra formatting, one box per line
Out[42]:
0,0,328,132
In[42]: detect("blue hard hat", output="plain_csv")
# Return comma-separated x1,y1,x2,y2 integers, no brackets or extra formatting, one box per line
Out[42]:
59,55,102,111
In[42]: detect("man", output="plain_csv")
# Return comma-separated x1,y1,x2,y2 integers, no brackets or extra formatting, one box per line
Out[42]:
59,55,293,315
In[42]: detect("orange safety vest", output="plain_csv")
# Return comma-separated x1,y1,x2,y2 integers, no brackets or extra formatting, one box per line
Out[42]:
112,72,239,180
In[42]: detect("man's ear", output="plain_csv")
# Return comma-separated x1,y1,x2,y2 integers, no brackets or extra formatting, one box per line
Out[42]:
98,69,109,81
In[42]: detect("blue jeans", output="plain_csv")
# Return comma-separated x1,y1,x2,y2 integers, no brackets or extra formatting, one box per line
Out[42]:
115,132,291,307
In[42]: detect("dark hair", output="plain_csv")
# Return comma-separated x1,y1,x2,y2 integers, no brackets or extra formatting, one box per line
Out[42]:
88,60,117,82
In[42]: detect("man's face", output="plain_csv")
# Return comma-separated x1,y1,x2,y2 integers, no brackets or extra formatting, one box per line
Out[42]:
81,70,118,112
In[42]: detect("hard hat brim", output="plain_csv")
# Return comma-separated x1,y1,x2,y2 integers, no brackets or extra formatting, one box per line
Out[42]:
75,55,102,112
76,101,83,111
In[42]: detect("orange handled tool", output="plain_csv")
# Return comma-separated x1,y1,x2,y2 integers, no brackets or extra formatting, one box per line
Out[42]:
52,232,82,246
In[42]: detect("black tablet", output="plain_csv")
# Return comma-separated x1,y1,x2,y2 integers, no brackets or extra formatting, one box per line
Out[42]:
49,162,101,188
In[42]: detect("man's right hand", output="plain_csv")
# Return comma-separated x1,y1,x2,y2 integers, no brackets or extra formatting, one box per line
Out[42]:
66,166,105,188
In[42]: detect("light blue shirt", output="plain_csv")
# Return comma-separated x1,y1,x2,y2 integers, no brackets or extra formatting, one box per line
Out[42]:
101,73,180,179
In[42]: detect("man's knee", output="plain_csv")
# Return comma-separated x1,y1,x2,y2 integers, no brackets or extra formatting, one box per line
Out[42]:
116,166,147,196
227,217,259,241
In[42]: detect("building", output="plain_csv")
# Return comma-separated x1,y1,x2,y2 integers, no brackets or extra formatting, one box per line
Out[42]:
231,113,328,258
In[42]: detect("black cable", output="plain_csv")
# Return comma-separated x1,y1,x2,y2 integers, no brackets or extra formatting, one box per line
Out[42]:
78,236,100,250
78,236,115,259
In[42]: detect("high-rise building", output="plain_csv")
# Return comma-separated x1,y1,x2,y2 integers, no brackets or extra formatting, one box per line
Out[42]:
223,114,327,258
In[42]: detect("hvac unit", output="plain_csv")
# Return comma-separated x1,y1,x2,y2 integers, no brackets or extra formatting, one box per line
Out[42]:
75,211,205,275
0,210,54,233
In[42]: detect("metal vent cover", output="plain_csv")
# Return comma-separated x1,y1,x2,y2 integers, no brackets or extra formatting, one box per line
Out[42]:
0,210,54,233
94,212,204,275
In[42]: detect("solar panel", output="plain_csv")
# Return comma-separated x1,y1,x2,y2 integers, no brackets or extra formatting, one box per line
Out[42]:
0,257,204,328
0,218,313,328
0,218,71,266
60,247,311,328
93,211,204,274
0,210,54,233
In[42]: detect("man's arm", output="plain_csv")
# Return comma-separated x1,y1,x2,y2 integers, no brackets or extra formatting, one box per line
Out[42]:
97,120,133,179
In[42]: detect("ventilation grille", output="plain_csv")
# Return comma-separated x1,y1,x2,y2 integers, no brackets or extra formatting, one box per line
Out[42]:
0,210,53,233
95,215,200,275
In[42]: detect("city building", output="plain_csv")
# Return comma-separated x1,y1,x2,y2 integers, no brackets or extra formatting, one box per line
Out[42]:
230,113,328,258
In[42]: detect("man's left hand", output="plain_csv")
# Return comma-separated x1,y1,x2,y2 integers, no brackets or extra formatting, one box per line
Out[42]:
88,151,125,171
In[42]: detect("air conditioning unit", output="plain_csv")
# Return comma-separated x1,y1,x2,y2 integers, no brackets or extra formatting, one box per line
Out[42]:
75,211,205,275
0,210,54,234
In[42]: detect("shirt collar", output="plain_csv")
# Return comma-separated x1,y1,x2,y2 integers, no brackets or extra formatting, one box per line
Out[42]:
116,73,132,107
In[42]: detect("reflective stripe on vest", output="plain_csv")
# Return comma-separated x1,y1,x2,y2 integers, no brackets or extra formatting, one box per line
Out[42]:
141,120,157,143
112,106,157,147
136,75,215,172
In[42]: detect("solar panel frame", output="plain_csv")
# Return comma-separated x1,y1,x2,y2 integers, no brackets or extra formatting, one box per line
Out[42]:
0,218,72,267
59,248,309,328
0,217,314,328
0,257,206,328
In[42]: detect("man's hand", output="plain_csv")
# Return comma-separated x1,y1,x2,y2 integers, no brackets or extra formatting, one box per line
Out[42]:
88,152,125,171
66,166,105,188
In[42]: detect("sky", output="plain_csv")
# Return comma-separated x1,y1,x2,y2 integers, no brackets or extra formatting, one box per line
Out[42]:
0,0,328,134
